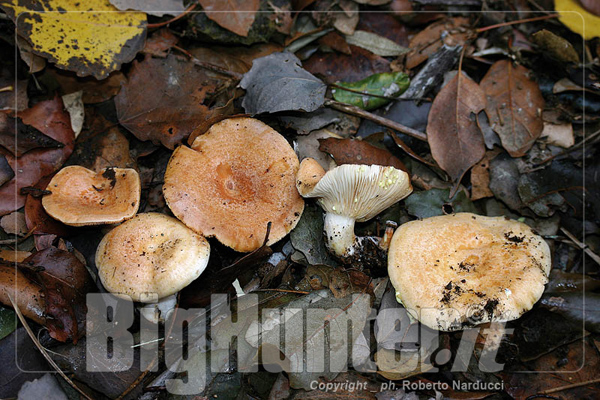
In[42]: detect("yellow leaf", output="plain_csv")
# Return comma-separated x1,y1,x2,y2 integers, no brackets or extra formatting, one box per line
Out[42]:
0,0,146,79
555,0,600,40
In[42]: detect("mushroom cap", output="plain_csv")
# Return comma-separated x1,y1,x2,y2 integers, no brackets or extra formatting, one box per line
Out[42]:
42,166,140,226
388,213,552,331
296,157,326,196
302,164,412,222
163,117,304,252
96,213,210,302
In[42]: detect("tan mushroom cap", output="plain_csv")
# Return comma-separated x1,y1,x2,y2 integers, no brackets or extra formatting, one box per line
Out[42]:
388,213,551,331
163,117,304,252
42,166,140,226
296,158,326,196
96,213,210,302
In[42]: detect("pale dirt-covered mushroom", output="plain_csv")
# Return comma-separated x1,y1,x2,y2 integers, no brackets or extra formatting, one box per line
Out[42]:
388,213,552,331
96,213,210,302
42,166,140,226
163,117,304,253
297,159,412,260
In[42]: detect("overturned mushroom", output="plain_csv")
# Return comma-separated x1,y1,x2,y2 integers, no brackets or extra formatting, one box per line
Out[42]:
96,213,210,302
42,166,140,226
388,213,552,331
297,159,412,260
163,117,304,252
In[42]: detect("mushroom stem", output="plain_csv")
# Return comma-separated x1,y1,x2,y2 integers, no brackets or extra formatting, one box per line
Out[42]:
324,213,358,257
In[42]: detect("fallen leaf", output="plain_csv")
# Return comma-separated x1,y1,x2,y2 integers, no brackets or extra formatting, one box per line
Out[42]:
0,96,75,216
332,0,359,36
427,72,486,183
317,31,351,55
109,0,185,16
470,152,495,201
555,0,600,40
279,108,344,135
333,71,409,111
540,122,574,148
356,12,411,46
198,0,260,37
0,113,65,157
115,54,219,149
319,137,407,172
0,250,31,262
23,247,93,342
488,152,524,211
290,203,338,266
405,17,471,70
531,29,579,64
404,188,477,219
0,155,14,187
0,211,27,236
240,52,326,114
61,91,84,138
43,68,126,104
24,174,72,236
304,45,390,83
0,307,16,341
0,0,147,79
480,60,545,157
345,30,409,57
16,35,45,73
143,28,179,58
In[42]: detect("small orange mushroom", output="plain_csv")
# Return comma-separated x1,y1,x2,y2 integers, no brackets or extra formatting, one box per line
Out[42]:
42,166,140,226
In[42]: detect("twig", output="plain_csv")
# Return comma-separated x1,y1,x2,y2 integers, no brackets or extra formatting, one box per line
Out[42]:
146,3,197,29
539,377,600,396
0,224,38,245
560,227,600,266
0,85,13,93
387,130,437,167
252,288,309,295
172,45,243,80
7,294,94,400
476,14,559,33
324,99,427,142
534,128,600,167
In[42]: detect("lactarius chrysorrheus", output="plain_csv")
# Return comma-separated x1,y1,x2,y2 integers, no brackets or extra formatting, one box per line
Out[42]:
388,213,552,331
297,158,412,261
163,117,304,252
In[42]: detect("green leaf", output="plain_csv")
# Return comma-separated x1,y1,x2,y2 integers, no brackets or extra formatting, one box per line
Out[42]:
0,306,17,340
333,72,409,111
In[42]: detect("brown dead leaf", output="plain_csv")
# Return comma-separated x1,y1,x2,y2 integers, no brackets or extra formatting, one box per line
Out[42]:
319,137,407,172
356,12,412,47
115,54,221,149
470,150,500,201
304,45,390,83
0,265,46,326
406,17,471,70
0,211,27,236
0,67,27,113
198,0,260,37
46,68,126,104
480,60,545,157
0,155,14,186
0,96,75,216
142,28,179,58
24,174,72,236
0,113,65,157
318,31,352,55
427,72,486,183
23,247,93,343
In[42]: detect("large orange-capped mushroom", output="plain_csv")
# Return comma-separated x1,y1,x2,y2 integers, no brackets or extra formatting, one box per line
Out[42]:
163,117,304,252
42,166,140,226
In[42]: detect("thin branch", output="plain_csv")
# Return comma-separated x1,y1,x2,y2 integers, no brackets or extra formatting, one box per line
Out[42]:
534,128,600,167
560,227,600,266
7,294,94,400
476,14,559,33
324,99,428,142
172,45,243,80
146,3,197,29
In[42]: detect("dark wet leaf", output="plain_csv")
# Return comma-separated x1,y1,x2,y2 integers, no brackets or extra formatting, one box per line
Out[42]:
0,67,27,113
480,60,545,157
142,28,179,58
518,173,567,217
319,137,407,172
427,72,486,183
540,292,600,333
290,203,338,266
24,174,72,236
44,67,127,104
333,72,409,111
356,12,411,46
0,114,64,157
0,306,16,341
0,96,75,216
279,108,344,135
0,155,14,187
115,54,222,149
488,152,524,211
404,188,477,219
240,52,326,114
23,247,93,342
304,45,390,83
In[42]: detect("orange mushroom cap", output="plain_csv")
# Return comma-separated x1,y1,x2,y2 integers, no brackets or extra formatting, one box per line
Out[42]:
42,166,140,226
163,117,304,252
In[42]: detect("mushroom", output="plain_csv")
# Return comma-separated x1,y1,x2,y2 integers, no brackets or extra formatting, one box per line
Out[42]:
297,159,412,259
96,213,210,302
163,117,304,252
387,213,552,331
42,166,140,226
